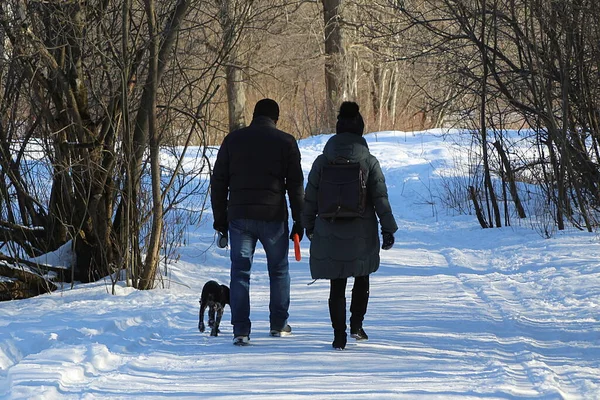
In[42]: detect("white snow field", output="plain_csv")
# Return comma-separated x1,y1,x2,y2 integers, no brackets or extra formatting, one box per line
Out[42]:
1,129,599,399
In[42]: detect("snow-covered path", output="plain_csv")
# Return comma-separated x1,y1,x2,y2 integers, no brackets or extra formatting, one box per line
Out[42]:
1,130,599,399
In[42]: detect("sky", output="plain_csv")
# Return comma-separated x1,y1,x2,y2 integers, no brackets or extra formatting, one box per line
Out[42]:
0,129,599,399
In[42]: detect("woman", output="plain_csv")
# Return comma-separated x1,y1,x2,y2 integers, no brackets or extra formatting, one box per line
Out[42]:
302,102,398,350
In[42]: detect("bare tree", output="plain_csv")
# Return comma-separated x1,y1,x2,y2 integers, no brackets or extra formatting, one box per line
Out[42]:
219,0,249,131
0,0,234,296
391,0,600,232
322,0,346,130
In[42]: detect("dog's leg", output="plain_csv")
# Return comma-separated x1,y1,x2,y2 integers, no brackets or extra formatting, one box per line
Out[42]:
211,305,224,336
198,301,207,332
208,304,216,328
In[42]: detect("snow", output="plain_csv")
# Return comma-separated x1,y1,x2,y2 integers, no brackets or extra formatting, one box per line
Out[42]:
1,129,599,399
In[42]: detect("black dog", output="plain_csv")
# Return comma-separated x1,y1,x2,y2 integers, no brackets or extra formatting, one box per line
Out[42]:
198,280,230,336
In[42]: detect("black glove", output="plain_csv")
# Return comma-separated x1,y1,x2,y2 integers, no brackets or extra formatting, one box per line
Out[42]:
289,221,304,241
213,223,227,235
217,230,228,248
306,230,314,241
382,232,394,250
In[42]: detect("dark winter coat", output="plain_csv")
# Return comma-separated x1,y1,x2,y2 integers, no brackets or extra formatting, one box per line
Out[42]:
211,116,304,231
301,132,398,280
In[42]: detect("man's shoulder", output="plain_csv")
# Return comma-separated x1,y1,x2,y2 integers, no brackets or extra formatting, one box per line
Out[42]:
226,123,297,150
265,126,297,147
227,125,252,137
279,129,298,144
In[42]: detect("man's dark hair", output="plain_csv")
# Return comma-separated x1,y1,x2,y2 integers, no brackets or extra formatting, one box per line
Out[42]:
253,98,280,122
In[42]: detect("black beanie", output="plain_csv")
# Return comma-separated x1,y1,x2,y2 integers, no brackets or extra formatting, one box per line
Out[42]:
336,101,364,135
338,102,360,119
253,98,280,122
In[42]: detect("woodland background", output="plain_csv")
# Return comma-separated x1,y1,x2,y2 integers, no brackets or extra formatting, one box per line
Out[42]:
0,0,599,299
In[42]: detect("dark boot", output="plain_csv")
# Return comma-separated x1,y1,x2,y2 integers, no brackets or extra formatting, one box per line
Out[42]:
350,276,369,340
329,297,347,350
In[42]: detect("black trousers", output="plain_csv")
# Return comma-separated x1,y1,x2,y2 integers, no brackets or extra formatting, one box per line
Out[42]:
329,275,369,332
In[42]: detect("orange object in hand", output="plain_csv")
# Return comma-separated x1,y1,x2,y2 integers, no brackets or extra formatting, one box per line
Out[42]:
293,233,301,261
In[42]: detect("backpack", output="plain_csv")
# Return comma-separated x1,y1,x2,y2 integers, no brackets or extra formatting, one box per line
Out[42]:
317,157,367,220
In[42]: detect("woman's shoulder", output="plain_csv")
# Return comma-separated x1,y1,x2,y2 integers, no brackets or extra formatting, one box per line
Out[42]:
310,153,328,170
362,152,380,168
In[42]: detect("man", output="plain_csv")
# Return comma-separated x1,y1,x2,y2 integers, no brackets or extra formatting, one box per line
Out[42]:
211,99,304,346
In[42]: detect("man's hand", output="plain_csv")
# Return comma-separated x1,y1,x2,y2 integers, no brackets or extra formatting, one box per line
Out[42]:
217,231,228,248
289,221,304,241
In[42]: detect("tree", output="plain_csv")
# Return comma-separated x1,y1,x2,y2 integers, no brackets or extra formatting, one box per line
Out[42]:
322,0,346,130
219,0,249,131
392,0,600,232
0,0,232,294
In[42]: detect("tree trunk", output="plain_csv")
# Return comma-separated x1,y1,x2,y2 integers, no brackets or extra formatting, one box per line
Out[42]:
478,0,501,228
371,64,381,117
220,0,246,131
138,0,163,290
545,136,565,231
388,66,399,127
377,68,388,131
469,186,489,229
493,141,526,219
34,1,119,282
226,62,246,131
0,262,57,301
322,0,346,131
124,0,191,288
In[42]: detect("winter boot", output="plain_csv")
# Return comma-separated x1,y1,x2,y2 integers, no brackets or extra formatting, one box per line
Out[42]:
350,327,369,341
329,297,347,350
350,277,369,341
332,330,347,350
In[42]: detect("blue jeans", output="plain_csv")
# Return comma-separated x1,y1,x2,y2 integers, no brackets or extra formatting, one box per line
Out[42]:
228,219,290,336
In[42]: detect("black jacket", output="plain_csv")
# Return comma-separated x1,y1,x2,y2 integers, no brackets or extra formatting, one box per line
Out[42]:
302,132,398,279
211,116,304,231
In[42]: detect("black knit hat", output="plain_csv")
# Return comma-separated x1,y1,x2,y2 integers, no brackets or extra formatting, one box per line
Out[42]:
253,98,280,122
338,102,360,119
336,101,364,135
